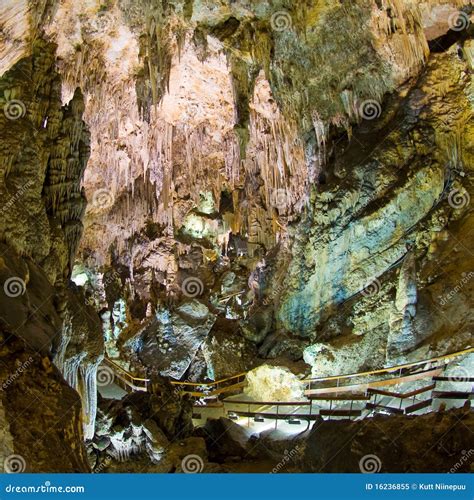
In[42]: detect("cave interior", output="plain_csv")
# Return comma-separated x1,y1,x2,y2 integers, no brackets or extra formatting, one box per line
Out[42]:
0,0,473,474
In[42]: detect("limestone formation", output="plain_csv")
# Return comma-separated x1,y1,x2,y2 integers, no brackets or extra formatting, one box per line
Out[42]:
0,0,472,474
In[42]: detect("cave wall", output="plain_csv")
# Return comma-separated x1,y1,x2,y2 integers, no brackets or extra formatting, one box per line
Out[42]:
44,0,472,381
0,0,472,472
0,3,103,463
0,0,472,424
283,44,473,373
0,334,90,472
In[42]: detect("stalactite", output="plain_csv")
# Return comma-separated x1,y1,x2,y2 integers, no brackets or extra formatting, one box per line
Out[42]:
79,361,101,441
42,87,89,265
54,291,104,441
109,437,142,462
53,323,71,378
68,358,83,391
243,72,308,231
372,0,431,79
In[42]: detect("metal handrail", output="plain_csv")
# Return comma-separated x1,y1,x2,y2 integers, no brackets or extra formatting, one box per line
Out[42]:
223,362,472,424
103,347,473,396
169,372,248,387
104,358,149,382
103,357,247,395
302,347,473,383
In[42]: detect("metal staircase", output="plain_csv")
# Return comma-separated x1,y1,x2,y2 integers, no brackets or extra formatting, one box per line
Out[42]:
101,347,474,428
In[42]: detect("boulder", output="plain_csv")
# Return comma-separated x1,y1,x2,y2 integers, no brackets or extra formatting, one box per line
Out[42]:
244,364,305,402
195,418,252,462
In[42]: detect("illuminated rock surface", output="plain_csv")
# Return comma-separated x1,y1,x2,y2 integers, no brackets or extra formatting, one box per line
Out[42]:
0,0,472,473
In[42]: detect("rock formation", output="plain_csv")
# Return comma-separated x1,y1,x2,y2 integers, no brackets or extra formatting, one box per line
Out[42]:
0,0,472,473
247,407,473,473
0,3,103,463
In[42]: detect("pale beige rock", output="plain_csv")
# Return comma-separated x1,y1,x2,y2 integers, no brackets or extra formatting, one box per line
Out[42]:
245,364,305,402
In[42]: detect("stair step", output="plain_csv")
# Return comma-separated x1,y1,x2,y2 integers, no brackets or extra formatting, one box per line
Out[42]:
228,411,319,421
319,409,362,417
365,403,404,415
367,384,435,399
433,376,474,382
432,391,473,400
404,399,433,415
309,393,370,401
